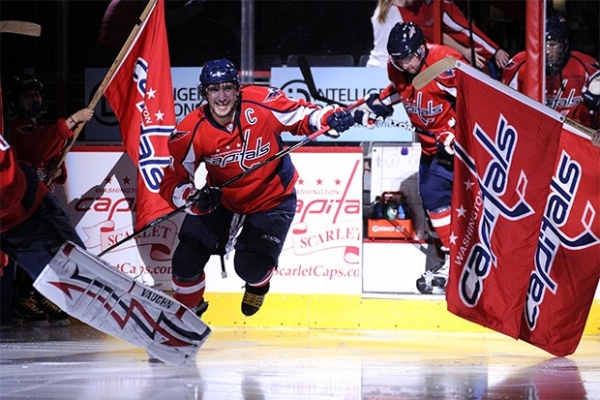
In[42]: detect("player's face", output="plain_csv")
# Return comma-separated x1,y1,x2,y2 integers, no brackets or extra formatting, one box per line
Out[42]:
546,40,564,66
18,89,43,117
205,82,238,124
391,45,425,75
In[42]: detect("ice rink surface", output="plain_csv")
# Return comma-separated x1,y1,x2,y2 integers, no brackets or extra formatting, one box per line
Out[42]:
1,324,599,399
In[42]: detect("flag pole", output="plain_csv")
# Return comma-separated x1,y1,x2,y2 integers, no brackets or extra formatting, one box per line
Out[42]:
46,0,158,185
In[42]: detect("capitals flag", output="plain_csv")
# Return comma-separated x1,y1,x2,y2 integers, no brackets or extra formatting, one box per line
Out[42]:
103,0,174,231
446,63,600,356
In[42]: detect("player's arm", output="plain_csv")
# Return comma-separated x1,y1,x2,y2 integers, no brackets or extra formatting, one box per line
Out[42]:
254,87,354,137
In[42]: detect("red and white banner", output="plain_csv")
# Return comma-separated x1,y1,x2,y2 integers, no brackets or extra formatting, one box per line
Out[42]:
447,65,600,356
103,0,174,231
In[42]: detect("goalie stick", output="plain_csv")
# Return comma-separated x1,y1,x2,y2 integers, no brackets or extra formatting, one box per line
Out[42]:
297,55,415,132
0,20,41,37
99,103,363,256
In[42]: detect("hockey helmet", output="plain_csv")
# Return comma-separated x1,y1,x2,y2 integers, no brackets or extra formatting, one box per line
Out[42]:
8,74,47,118
387,22,426,60
545,14,570,76
199,59,240,93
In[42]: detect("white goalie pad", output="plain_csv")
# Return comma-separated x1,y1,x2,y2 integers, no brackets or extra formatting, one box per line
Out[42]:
33,241,211,366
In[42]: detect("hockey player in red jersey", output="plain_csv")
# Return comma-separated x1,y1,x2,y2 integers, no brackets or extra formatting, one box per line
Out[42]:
160,58,356,316
356,22,467,294
6,74,93,326
501,14,600,130
7,75,93,186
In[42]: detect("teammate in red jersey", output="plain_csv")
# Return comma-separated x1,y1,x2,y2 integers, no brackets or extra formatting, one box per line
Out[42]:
5,74,93,326
160,58,356,316
7,75,93,186
357,22,467,294
501,14,600,130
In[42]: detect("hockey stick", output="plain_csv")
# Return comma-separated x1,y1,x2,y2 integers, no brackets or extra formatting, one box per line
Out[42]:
412,56,459,90
0,21,41,37
297,55,415,132
98,106,361,256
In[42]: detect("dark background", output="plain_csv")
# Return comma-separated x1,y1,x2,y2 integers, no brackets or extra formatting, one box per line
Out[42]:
1,0,598,133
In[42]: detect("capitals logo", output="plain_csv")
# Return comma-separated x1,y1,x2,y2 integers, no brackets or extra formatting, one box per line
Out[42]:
453,115,535,307
524,148,600,330
132,57,174,193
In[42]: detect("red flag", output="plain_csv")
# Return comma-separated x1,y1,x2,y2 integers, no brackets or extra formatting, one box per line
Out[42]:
447,67,562,339
103,0,174,231
446,65,600,356
518,124,600,355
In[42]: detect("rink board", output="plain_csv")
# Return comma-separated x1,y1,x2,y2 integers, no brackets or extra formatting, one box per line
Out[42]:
198,292,600,335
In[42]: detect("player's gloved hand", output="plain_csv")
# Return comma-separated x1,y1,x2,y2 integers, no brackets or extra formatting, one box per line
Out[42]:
309,105,355,138
583,73,600,108
174,183,222,215
188,183,222,214
354,93,394,129
436,131,455,155
324,108,355,138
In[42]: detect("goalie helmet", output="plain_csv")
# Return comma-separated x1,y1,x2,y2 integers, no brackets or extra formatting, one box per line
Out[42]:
199,58,240,94
546,14,570,76
387,22,426,60
8,74,47,118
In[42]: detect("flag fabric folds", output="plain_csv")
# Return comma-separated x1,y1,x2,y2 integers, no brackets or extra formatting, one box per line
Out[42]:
104,0,174,231
447,64,600,356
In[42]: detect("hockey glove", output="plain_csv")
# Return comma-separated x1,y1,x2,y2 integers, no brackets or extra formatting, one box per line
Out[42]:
354,93,394,129
583,73,600,108
309,105,355,138
325,109,355,138
189,183,222,214
436,131,455,156
174,183,222,215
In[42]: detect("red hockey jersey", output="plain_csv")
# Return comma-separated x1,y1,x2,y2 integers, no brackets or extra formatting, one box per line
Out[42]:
379,44,465,156
160,85,319,214
8,117,73,185
501,50,600,129
0,134,47,233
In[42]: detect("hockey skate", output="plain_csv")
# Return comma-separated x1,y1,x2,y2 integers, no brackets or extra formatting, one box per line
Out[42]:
416,258,449,294
241,282,269,316
37,294,70,327
12,294,49,327
193,298,209,318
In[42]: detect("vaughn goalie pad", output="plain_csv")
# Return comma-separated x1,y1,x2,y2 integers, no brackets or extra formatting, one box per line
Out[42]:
33,241,211,366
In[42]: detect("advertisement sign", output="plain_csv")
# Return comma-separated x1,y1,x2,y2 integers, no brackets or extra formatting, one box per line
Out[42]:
61,147,363,295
